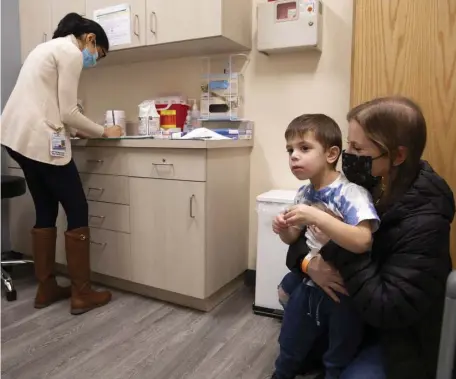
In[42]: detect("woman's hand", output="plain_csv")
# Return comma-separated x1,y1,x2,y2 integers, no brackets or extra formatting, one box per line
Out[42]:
103,125,123,138
307,255,348,302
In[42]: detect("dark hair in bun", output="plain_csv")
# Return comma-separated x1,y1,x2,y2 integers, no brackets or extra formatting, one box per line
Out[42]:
52,12,110,51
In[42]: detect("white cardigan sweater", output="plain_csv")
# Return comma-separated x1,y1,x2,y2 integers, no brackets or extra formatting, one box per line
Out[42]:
1,35,105,165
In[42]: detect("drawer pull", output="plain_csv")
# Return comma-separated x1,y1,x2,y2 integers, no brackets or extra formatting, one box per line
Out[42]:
90,240,107,248
87,159,104,163
88,187,105,193
152,162,174,167
190,194,196,218
89,214,106,219
152,162,175,176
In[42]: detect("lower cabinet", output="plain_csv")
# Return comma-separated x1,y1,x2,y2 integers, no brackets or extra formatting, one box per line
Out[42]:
89,228,132,280
6,144,250,304
129,177,206,298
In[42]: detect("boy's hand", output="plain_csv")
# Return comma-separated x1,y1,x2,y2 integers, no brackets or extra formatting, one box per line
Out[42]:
272,213,288,234
283,204,320,227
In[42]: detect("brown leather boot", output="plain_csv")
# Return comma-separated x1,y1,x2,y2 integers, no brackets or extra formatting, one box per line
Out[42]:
65,227,112,315
32,228,71,309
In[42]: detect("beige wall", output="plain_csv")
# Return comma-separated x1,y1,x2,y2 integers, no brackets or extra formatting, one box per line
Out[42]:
79,0,354,269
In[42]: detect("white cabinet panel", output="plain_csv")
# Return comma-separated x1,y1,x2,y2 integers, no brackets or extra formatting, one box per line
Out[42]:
130,177,206,298
19,0,52,62
146,0,221,45
51,0,86,29
86,0,146,50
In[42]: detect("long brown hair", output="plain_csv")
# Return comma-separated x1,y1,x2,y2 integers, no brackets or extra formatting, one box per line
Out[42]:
347,96,427,211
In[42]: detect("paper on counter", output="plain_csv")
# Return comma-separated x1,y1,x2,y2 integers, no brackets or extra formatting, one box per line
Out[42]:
94,4,131,47
180,128,230,140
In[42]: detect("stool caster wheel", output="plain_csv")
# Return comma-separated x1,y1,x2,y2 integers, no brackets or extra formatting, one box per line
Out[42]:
6,289,17,302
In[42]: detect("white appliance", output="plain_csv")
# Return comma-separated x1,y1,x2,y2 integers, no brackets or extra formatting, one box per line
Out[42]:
254,189,297,318
257,0,323,54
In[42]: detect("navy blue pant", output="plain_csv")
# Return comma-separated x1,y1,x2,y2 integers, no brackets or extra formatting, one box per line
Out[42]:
275,272,363,379
340,344,385,379
6,147,88,230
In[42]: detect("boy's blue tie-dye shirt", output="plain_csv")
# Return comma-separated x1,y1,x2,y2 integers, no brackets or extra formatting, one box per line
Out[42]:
294,174,380,251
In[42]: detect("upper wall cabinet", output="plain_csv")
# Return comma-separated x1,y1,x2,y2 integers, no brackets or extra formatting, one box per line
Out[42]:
146,0,221,45
85,0,252,64
85,0,147,51
19,0,52,63
19,0,252,65
144,0,252,54
51,0,87,27
20,0,87,63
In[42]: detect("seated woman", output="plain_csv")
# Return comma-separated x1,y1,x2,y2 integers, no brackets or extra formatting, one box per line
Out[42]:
278,96,454,379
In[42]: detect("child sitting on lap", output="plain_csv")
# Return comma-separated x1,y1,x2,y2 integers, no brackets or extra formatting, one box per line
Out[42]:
271,114,380,379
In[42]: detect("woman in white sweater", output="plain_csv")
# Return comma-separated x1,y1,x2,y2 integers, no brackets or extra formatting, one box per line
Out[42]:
1,13,122,315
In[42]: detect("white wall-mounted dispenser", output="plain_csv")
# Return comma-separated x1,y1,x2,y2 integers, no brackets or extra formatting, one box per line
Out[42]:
257,0,323,54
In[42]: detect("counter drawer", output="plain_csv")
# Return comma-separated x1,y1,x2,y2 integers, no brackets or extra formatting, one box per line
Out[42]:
56,227,132,281
89,228,131,281
128,149,206,182
80,173,130,205
73,147,129,176
88,201,130,233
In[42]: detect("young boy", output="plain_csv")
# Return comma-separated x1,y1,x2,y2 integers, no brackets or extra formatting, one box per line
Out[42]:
271,114,380,379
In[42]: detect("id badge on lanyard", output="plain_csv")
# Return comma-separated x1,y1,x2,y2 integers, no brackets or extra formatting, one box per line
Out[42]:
50,132,66,157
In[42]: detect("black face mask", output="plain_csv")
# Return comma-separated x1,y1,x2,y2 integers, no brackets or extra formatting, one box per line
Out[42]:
342,151,384,191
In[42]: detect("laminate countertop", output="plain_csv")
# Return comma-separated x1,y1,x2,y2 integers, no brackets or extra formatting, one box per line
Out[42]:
71,137,254,149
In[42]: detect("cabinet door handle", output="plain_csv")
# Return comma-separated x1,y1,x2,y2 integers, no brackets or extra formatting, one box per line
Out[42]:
89,214,106,220
43,33,47,42
90,240,107,248
190,195,196,218
87,159,104,163
150,11,157,34
134,14,140,37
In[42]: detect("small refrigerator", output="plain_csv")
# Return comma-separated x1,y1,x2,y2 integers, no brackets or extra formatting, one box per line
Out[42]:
253,189,297,318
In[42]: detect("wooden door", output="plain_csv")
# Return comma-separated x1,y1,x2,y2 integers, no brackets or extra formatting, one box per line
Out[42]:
351,0,456,266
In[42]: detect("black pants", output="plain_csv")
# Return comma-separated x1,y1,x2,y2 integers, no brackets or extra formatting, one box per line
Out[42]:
6,147,88,230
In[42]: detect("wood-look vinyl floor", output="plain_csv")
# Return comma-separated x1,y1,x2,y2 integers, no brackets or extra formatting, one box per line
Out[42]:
1,269,316,379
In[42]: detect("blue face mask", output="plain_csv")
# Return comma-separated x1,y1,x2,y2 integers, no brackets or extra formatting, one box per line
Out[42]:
82,48,98,68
